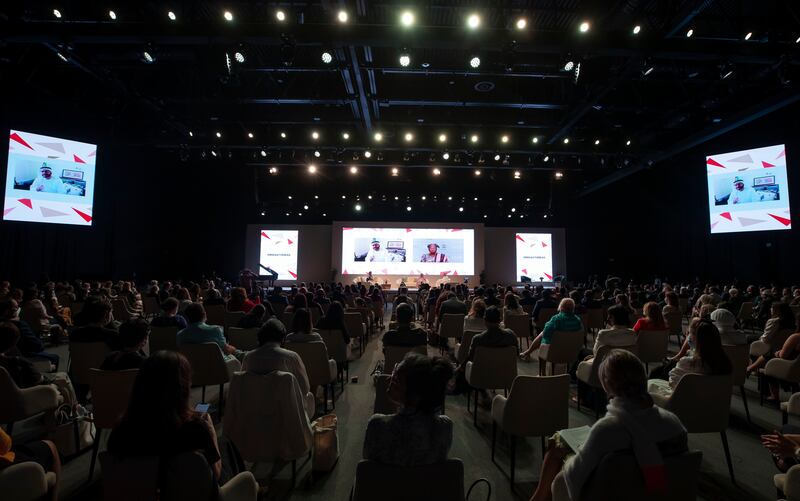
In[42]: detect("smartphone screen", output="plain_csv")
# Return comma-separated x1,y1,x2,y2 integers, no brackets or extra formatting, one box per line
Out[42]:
195,403,210,414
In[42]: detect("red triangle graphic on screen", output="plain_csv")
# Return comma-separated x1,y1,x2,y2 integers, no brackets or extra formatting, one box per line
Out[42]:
9,132,33,150
343,269,348,275
3,207,15,217
261,232,270,239
343,227,353,231
453,271,458,276
515,235,525,242
450,229,461,232
720,212,732,221
706,158,725,168
18,198,32,209
440,271,451,276
288,270,297,279
777,148,786,159
544,273,553,280
768,214,791,226
542,242,548,247
522,268,528,275
73,208,92,222
762,161,776,168
405,228,412,232
287,239,293,245
73,154,86,164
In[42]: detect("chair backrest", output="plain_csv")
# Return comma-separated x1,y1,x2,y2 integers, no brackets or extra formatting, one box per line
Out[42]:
178,343,230,387
285,342,333,387
584,309,606,331
722,344,749,386
318,329,349,363
343,312,365,337
0,461,52,501
111,299,132,321
352,459,465,501
204,304,226,327
737,302,753,320
584,344,637,388
438,314,465,339
542,330,585,364
373,374,397,414
69,342,112,385
537,308,558,324
383,345,427,371
504,314,531,339
89,369,138,429
578,450,703,501
469,345,518,390
226,327,260,351
0,366,55,423
142,296,160,318
522,304,534,315
664,311,683,336
635,330,670,363
223,311,246,332
148,325,179,354
503,375,570,437
456,330,482,365
664,374,732,433
281,311,295,329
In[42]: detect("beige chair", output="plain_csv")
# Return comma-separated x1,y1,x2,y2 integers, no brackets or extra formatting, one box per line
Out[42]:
141,296,160,319
285,341,338,413
775,464,800,501
204,304,226,327
536,308,558,327
0,366,59,435
465,346,518,426
226,327,259,351
552,450,703,501
505,314,533,349
582,308,606,337
383,344,427,372
650,374,735,484
179,343,236,414
344,312,367,356
722,344,751,422
635,329,669,371
373,374,396,415
318,329,351,387
68,341,111,387
664,310,684,346
87,368,138,481
764,355,800,406
751,328,796,357
455,330,482,365
355,307,374,335
783,392,800,425
491,375,570,484
538,330,585,376
576,345,637,418
437,314,465,353
0,461,58,501
737,301,755,331
351,459,464,501
223,311,246,335
148,325,178,354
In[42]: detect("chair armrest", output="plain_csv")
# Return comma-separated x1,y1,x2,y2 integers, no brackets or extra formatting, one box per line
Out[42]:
750,340,769,357
650,391,670,410
491,395,506,425
783,464,800,499
328,360,337,383
766,358,795,380
219,471,258,501
786,393,800,417
0,462,49,500
19,384,60,417
465,362,474,384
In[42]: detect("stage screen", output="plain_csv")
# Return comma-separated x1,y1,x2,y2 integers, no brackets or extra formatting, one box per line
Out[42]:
515,233,554,282
341,227,475,276
258,229,299,280
706,144,791,234
4,130,96,226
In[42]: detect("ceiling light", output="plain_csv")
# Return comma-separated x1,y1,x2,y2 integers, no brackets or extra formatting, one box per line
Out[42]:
303,205,309,210
543,155,549,162
337,10,348,23
342,132,350,140
474,169,482,176
234,51,245,63
367,195,371,199
554,171,564,179
474,197,478,201
513,171,521,178
224,11,234,22
260,211,265,216
470,134,479,143
142,51,155,64
321,51,333,64
467,14,481,29
516,18,527,30
470,56,481,68
458,207,464,212
498,197,503,201
53,9,62,18
260,149,266,157
501,135,509,143
448,196,453,200
404,132,413,142
350,166,358,174
56,52,68,62
720,63,733,79
341,195,346,199
442,152,450,160
391,167,399,176
364,150,372,158
563,137,569,144
215,131,222,138
643,64,654,76
394,196,399,200
276,10,286,22
211,150,217,157
796,36,800,44
563,60,575,72
532,137,539,144
168,11,176,21
526,197,530,201
109,10,117,20
399,53,411,67
433,168,441,176
594,139,600,145
311,131,319,140
355,204,362,211
188,131,193,137
373,132,383,142
494,154,501,161
400,11,415,27
314,150,321,158
633,25,641,35
626,139,631,146
686,28,693,38
745,32,752,41
308,165,317,174
579,21,590,33
406,206,412,212
269,167,278,174
280,132,287,139
438,134,447,143
247,132,254,139
511,207,517,212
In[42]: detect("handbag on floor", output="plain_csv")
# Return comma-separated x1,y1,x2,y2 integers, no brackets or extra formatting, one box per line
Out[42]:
311,414,339,472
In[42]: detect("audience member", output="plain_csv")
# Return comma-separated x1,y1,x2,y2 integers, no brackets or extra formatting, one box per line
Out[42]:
100,319,149,371
284,308,323,343
227,287,255,313
464,306,517,364
237,304,269,328
0,298,59,367
520,298,583,361
438,292,467,321
464,299,487,332
315,301,350,344
70,298,120,350
177,303,242,370
709,308,746,345
0,428,61,501
502,293,525,322
150,297,188,329
633,301,666,332
747,302,797,374
383,303,427,347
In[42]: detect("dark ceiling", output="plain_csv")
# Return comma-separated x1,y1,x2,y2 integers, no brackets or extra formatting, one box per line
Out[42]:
2,0,800,223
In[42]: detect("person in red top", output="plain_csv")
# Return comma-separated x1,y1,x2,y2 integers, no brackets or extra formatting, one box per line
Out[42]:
633,301,666,333
227,287,255,313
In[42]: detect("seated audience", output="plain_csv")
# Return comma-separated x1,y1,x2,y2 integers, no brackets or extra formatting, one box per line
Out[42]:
709,308,746,345
529,349,688,501
100,319,149,371
0,298,59,368
532,289,558,323
227,287,255,313
69,298,119,350
383,303,427,347
0,428,61,501
315,301,350,344
593,305,636,353
363,353,454,466
438,292,467,321
464,299,487,332
284,308,323,344
202,288,225,306
177,303,242,369
464,306,517,364
502,293,525,322
661,292,681,317
633,302,666,332
747,301,797,374
237,303,269,328
150,298,188,329
0,321,44,387
175,288,193,314
520,298,583,361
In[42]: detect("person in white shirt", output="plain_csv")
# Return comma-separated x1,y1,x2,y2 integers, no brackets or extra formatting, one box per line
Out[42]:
576,305,636,379
728,176,761,204
30,163,67,194
365,238,390,262
464,299,487,332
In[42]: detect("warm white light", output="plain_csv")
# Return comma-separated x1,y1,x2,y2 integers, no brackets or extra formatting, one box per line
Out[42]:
442,152,450,160
224,11,234,21
276,10,286,22
470,56,481,68
501,135,509,143
391,167,399,176
311,131,320,140
494,154,501,161
373,132,383,142
433,168,441,176
188,131,193,137
142,51,155,64
563,61,575,72
532,137,539,144
421,195,426,200
247,132,254,139
280,132,287,139
555,171,564,179
745,32,752,41
404,132,413,142
511,207,517,212
322,52,333,64
470,134,479,143
337,10,348,23
400,11,415,27
234,51,245,63
579,21,590,33
364,150,372,158
303,205,309,210
543,155,549,162
594,139,600,145
53,9,62,18
686,28,693,38
270,167,278,174
308,165,317,173
626,139,631,146
633,25,641,35
458,207,464,212
467,14,481,29
474,169,482,176
215,131,222,138
168,11,176,21
260,150,266,157
513,171,521,178
563,137,569,144
355,204,362,211
109,10,117,20
350,166,358,174
342,132,350,140
796,36,800,44
516,18,527,30
399,54,411,67
438,134,447,143
56,51,67,62
314,150,321,158
406,206,412,212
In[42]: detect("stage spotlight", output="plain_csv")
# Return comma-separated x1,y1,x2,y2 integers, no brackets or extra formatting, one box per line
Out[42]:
391,167,399,176
315,195,319,199
400,11,415,27
594,139,600,145
341,195,346,199
554,171,564,179
355,204,362,211
234,51,245,63
433,168,441,176
579,21,590,33
280,132,287,139
338,10,348,23
633,25,641,35
260,149,266,157
511,207,516,212
308,164,317,174
563,137,569,144
314,150,321,158
467,14,481,29
142,51,155,64
438,133,447,143
526,197,531,201
321,51,333,64
276,10,286,22
394,196,399,200
470,134,479,143
109,10,117,20
399,53,411,67
406,206,412,212
367,195,372,199
474,169,482,176
686,28,693,37
516,18,527,30
421,195,426,200
447,196,453,200
470,56,481,68
311,131,320,140
247,132,254,139
168,11,176,21
404,132,413,142
288,195,292,199
501,135,509,144
261,211,265,216
373,132,383,142
532,137,539,144
350,166,358,174
342,132,350,140
224,11,234,21
215,131,222,138
364,150,372,158
745,32,752,41
303,205,309,210
269,167,278,174
498,197,503,201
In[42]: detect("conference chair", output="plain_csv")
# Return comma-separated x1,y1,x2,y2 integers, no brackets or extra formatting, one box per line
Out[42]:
536,308,558,327
0,366,59,436
664,310,684,346
355,307,375,335
635,329,670,371
343,311,367,356
318,329,351,388
87,368,138,481
285,342,338,413
111,299,136,322
68,341,112,387
223,311,246,335
0,461,58,501
775,464,800,501
491,375,569,485
141,296,160,319
722,344,752,423
763,355,800,407
466,346,518,426
504,313,533,349
179,343,235,416
455,330,482,365
282,311,295,330
147,325,179,354
538,330,585,376
650,374,735,484
783,392,800,425
226,327,259,351
383,345,427,373
582,308,606,338
204,304,226,327
351,459,465,501
438,314,465,354
737,302,755,332
551,450,703,501
576,345,637,418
